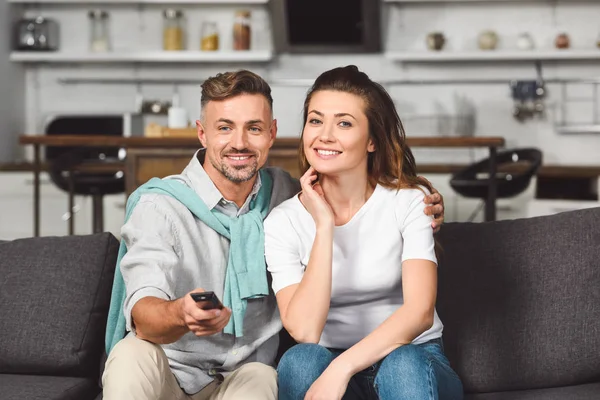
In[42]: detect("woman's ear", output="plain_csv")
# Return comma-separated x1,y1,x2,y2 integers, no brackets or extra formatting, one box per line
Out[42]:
367,138,376,153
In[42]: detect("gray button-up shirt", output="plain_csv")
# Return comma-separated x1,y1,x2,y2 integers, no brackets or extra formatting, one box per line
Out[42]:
120,150,300,394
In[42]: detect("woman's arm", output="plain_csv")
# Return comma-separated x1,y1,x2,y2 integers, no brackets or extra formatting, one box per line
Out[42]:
328,259,437,375
274,167,335,343
276,224,333,343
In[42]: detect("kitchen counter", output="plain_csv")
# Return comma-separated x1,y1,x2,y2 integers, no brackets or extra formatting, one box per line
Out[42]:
3,161,600,179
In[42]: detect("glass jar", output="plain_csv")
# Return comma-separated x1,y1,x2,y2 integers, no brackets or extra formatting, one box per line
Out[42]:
88,9,110,52
233,10,251,50
200,21,219,51
163,9,184,51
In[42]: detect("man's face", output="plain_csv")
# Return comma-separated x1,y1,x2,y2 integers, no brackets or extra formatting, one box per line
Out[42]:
197,94,277,184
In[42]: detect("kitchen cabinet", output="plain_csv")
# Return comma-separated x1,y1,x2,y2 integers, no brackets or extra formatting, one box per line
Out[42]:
125,144,301,195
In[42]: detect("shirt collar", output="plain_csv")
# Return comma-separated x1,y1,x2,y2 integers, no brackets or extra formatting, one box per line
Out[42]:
182,149,262,211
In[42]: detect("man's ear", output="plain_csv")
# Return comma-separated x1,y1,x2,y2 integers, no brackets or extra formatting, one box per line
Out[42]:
269,119,278,147
196,120,207,148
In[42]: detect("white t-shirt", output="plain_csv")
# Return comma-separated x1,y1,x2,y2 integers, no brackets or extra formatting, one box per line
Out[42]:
264,184,443,349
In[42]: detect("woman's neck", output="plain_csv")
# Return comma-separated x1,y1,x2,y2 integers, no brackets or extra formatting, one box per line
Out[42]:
320,171,375,225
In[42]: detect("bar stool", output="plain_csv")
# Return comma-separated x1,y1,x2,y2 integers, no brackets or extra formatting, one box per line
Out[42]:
45,115,125,234
450,148,543,222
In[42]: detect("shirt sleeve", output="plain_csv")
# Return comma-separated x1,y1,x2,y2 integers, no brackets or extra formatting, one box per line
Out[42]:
120,198,180,333
264,207,305,294
397,188,438,265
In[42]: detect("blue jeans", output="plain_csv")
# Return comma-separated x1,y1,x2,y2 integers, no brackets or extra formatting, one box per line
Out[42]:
277,338,464,400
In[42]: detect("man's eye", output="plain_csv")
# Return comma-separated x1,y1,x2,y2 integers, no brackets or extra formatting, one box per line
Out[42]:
249,127,261,132
219,126,231,131
339,121,352,128
309,119,322,125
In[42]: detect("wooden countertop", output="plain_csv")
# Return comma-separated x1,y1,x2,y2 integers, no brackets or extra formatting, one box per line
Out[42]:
19,135,505,148
2,161,599,179
10,135,600,178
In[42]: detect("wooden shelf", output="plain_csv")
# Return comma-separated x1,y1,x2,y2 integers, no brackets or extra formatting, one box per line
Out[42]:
19,134,505,148
556,125,600,134
10,50,273,63
384,0,570,3
9,0,268,4
385,50,600,62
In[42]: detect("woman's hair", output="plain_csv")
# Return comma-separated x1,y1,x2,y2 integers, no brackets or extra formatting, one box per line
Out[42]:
298,65,432,194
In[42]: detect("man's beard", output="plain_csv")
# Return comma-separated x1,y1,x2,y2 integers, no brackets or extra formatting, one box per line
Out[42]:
213,151,259,183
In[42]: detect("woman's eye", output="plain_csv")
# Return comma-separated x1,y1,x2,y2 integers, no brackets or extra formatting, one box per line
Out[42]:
339,121,352,128
309,118,322,125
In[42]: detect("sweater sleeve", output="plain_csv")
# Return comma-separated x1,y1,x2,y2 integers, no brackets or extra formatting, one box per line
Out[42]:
396,187,438,265
264,206,305,294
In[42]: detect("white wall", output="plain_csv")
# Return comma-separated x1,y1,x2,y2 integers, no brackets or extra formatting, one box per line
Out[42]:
0,1,25,163
11,1,600,166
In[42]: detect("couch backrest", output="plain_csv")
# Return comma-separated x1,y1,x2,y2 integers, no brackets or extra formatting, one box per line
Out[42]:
0,233,119,378
436,207,600,393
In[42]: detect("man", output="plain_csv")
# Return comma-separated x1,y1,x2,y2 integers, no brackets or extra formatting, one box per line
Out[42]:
102,70,445,400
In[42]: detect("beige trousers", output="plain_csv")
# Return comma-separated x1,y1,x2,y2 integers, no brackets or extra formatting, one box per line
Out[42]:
102,336,277,400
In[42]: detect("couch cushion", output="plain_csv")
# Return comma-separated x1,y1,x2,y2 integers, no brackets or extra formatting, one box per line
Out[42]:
436,207,600,393
465,382,600,400
0,374,100,400
0,233,119,378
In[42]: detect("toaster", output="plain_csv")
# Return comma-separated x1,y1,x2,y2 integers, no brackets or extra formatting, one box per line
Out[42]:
14,16,59,51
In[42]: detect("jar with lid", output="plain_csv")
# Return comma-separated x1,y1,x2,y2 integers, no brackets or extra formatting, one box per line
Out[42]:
233,10,251,50
200,21,219,51
88,9,110,52
163,9,185,51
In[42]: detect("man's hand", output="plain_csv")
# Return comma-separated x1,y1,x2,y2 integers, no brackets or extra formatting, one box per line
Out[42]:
180,289,232,337
418,176,445,233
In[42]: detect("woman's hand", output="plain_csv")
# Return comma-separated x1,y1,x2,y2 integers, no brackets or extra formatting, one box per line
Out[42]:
299,167,334,229
305,363,351,400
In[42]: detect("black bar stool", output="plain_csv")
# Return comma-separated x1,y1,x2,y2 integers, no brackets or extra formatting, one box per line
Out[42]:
450,148,543,222
45,116,125,235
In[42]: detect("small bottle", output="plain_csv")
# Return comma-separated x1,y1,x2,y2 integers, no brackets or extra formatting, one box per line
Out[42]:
163,9,185,51
88,9,110,52
233,10,251,51
201,21,219,51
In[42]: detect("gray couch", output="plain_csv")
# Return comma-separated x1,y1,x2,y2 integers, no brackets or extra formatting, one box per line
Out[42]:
1,208,599,400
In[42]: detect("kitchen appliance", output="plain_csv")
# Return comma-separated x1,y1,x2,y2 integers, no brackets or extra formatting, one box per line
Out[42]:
13,16,59,51
271,0,381,53
510,80,546,122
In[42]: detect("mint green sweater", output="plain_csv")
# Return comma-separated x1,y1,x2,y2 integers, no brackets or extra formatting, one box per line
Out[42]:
105,170,272,354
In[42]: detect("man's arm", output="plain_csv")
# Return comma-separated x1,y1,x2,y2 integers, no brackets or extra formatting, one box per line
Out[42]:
132,292,231,344
121,199,230,345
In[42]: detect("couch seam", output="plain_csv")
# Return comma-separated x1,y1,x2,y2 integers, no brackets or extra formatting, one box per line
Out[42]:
75,234,114,377
61,377,99,398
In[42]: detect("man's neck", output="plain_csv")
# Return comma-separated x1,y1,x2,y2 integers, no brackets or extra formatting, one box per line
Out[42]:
202,162,257,208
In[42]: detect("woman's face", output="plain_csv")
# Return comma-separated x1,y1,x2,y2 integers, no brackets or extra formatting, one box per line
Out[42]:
303,90,375,177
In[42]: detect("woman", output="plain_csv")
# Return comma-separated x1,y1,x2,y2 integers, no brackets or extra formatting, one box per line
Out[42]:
264,66,463,400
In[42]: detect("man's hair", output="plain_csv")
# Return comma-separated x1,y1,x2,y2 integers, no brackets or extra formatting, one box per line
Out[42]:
200,70,273,119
